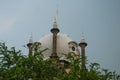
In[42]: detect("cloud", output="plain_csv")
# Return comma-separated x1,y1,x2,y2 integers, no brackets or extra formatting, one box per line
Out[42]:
0,17,16,34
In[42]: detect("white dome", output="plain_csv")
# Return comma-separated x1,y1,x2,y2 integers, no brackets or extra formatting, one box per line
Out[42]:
39,33,80,59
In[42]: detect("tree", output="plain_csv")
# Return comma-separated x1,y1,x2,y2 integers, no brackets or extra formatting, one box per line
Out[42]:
0,42,119,80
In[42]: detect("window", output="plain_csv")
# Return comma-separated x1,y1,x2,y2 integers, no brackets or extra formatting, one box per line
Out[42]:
72,46,75,51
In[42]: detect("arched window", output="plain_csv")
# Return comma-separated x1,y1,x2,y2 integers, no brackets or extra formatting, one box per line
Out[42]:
72,46,75,51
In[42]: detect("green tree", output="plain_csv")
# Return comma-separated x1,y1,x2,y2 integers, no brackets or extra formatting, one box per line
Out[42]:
0,42,120,80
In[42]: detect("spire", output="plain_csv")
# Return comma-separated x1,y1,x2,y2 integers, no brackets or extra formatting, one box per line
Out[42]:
29,33,33,43
53,18,58,28
51,7,60,33
79,33,87,46
53,6,59,29
81,33,85,43
27,33,33,56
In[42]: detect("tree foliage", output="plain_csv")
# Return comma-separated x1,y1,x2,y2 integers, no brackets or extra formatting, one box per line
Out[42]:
0,42,119,80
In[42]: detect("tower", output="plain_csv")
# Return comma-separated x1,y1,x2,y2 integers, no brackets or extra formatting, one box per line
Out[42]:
79,33,87,70
27,34,33,56
50,17,60,58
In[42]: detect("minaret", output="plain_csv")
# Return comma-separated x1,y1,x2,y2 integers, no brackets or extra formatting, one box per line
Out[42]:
50,17,60,58
27,33,33,56
79,33,87,70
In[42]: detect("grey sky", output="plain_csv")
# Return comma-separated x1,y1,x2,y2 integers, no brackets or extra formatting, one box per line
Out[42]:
0,0,120,73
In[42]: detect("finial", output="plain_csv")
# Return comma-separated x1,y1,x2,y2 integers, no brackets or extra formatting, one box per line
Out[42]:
56,2,59,22
29,33,33,43
53,18,58,28
81,32,85,43
53,5,59,28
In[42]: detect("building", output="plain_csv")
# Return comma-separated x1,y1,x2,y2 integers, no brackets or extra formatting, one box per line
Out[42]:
27,16,87,70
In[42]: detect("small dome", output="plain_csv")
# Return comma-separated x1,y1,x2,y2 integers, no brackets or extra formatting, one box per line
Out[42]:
39,33,80,59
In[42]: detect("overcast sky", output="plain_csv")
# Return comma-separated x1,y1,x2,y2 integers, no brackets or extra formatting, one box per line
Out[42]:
0,0,120,73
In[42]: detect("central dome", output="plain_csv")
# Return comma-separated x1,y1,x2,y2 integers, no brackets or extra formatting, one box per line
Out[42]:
39,33,80,59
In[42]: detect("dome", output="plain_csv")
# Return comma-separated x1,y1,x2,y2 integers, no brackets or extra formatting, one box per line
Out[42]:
39,33,80,60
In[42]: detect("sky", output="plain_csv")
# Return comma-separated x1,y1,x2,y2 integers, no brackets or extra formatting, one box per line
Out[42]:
0,0,120,73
